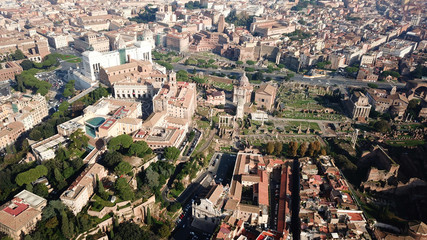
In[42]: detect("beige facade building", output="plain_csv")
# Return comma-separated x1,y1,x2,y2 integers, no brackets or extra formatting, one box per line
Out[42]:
75,33,110,52
254,83,277,111
153,73,196,121
205,89,226,106
134,72,197,151
60,163,108,215
347,91,372,121
366,87,409,121
0,61,23,82
166,33,189,52
0,190,47,240
224,150,270,227
99,60,167,100
13,93,49,131
0,121,25,149
0,36,50,62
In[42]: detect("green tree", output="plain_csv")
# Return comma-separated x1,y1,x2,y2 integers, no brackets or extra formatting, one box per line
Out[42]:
12,49,26,60
115,178,134,200
146,207,152,225
29,129,43,140
56,147,70,161
63,88,72,98
108,134,133,152
299,142,307,157
246,60,255,65
112,221,148,240
33,183,49,198
61,211,73,239
114,162,133,175
288,141,298,157
15,165,48,186
308,141,320,157
367,83,378,89
274,142,283,155
54,168,64,183
373,120,391,133
158,223,171,238
45,216,59,229
104,151,123,168
128,141,150,157
20,60,34,70
266,142,275,155
164,147,180,162
345,66,358,74
143,168,159,189
236,60,243,65
176,70,189,82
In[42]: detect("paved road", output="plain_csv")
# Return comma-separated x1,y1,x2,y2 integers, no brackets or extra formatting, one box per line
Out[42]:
172,63,405,90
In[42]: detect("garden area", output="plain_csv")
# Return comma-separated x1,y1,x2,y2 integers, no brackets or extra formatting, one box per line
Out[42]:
275,85,346,121
213,81,233,91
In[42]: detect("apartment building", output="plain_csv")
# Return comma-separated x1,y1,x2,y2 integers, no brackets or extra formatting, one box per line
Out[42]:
165,33,189,52
60,163,107,215
0,36,49,63
0,61,23,82
0,121,25,149
0,190,47,240
13,93,49,131
74,33,110,53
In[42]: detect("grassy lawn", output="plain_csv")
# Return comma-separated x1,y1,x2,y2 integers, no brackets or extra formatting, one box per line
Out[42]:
197,120,210,129
171,57,182,63
193,138,206,154
66,58,82,63
282,111,345,121
196,106,209,117
90,194,115,212
213,82,233,91
386,139,425,147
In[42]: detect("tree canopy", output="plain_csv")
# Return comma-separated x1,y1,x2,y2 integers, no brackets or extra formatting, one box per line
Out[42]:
115,178,134,201
164,147,180,162
108,134,133,152
15,165,48,186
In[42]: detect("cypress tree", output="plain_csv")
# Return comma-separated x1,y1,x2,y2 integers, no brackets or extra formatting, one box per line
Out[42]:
146,208,152,225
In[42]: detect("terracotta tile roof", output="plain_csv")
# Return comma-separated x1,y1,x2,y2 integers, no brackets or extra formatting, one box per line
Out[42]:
207,184,223,205
0,200,41,232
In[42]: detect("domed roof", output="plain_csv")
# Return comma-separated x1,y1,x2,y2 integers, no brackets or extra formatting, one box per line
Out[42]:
239,72,250,87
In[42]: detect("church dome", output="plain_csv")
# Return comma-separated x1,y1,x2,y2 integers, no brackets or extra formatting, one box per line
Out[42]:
239,72,250,87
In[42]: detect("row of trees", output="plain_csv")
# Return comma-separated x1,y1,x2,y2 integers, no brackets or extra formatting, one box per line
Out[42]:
265,141,325,157
107,134,152,158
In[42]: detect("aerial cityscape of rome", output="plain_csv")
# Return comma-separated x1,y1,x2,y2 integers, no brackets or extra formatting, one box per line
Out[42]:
0,0,426,239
